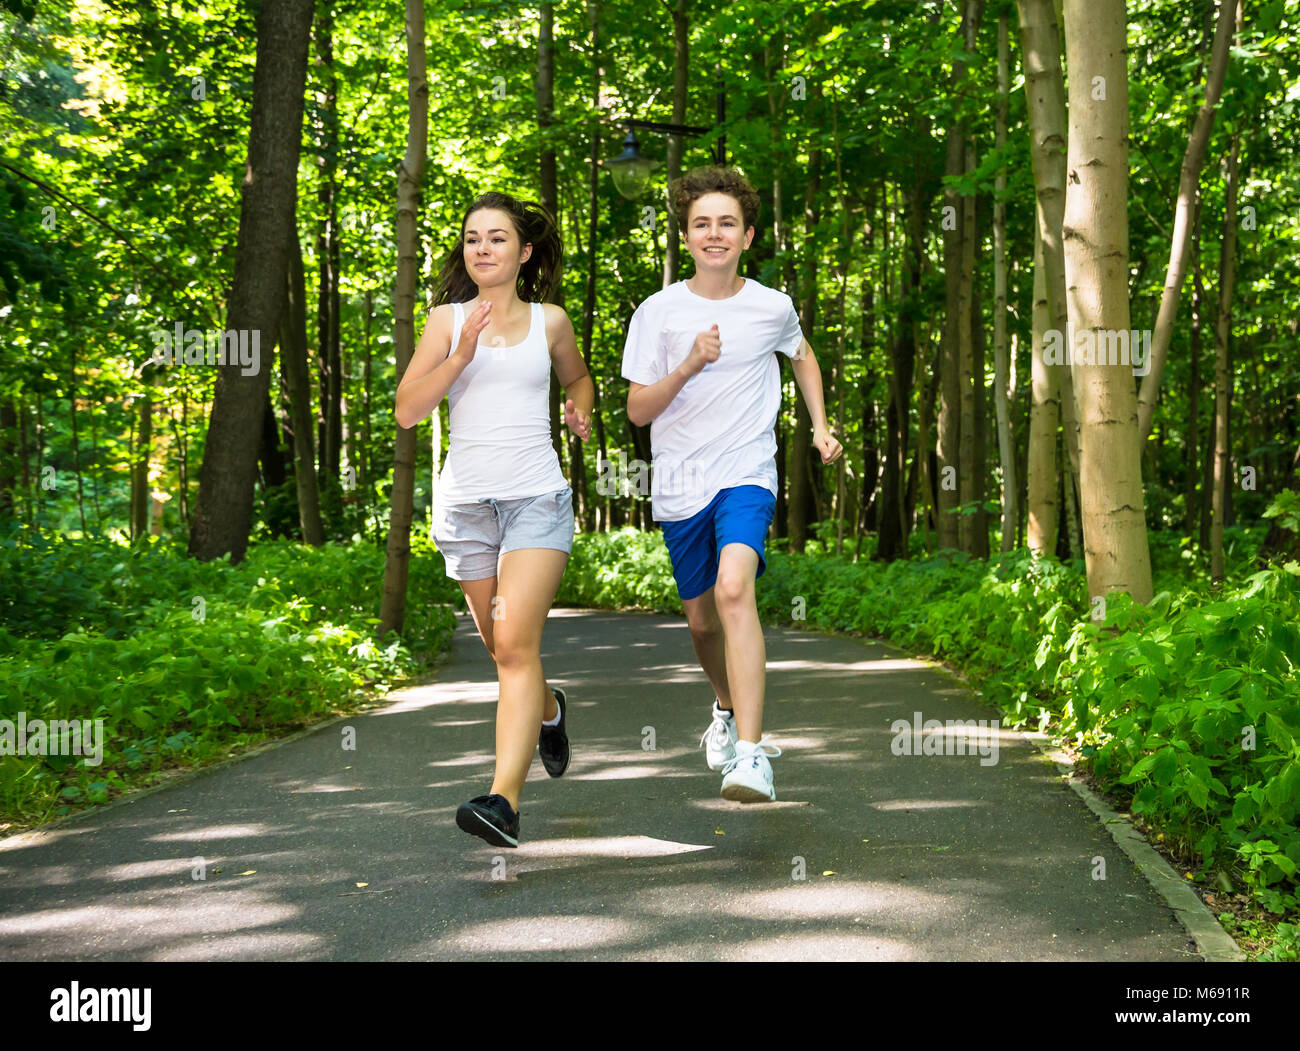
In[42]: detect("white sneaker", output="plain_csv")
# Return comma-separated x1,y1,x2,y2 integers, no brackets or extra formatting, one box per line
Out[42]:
720,738,782,802
699,702,738,771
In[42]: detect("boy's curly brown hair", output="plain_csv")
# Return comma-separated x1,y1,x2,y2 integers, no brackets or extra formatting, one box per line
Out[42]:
670,166,761,233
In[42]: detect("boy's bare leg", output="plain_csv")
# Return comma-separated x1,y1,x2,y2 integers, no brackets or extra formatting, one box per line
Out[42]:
681,587,731,708
487,548,568,811
712,542,765,744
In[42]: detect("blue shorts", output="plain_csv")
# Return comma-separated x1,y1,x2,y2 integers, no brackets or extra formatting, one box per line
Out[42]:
658,485,776,601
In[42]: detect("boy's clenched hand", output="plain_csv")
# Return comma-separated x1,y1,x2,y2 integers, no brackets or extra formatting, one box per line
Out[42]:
813,426,843,465
683,324,721,376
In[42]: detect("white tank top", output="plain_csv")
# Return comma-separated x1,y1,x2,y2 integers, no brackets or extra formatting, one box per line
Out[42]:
435,299,567,505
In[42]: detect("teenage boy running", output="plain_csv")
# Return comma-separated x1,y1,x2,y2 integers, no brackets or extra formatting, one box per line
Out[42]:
622,166,842,802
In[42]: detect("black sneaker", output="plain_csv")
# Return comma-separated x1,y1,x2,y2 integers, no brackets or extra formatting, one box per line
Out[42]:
456,794,519,848
539,686,570,777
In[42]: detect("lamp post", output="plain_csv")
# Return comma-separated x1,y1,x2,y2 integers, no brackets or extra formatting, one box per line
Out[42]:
605,105,725,200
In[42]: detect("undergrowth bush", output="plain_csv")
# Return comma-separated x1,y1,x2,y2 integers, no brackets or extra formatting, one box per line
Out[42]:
0,528,459,826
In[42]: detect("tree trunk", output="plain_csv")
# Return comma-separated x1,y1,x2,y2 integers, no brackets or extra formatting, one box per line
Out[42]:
1061,0,1153,604
937,114,964,551
993,9,1016,552
858,208,879,554
1026,225,1059,554
663,0,688,288
537,0,563,464
830,95,850,557
131,380,152,541
0,399,16,521
879,165,924,562
969,235,990,558
1210,131,1240,584
188,0,315,563
378,0,427,637
1136,0,1237,440
258,391,291,540
1184,200,1203,539
315,1,342,510
281,223,325,544
581,0,603,533
20,397,32,527
1017,0,1081,491
938,3,982,552
787,141,821,553
957,188,979,554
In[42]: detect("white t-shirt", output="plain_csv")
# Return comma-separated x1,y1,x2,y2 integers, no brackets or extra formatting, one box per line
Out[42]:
621,278,804,522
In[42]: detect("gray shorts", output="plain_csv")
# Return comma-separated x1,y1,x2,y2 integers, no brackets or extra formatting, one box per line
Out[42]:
432,486,575,581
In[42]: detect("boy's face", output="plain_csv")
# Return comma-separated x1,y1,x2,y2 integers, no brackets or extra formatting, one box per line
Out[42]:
684,192,754,273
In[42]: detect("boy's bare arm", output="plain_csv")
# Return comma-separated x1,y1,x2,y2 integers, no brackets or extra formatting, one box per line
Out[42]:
626,325,720,426
790,339,844,464
627,371,690,427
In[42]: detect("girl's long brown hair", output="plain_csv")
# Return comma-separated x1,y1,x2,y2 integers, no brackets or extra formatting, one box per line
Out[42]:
429,192,563,306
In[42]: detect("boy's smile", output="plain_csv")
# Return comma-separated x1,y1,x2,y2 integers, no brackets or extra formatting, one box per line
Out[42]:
685,192,755,269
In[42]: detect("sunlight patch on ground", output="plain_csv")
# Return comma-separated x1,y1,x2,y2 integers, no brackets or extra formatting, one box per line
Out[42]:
424,753,495,769
516,835,714,859
0,827,94,853
870,799,986,811
151,823,282,842
149,931,324,961
688,797,813,810
0,900,299,938
440,915,644,952
94,858,198,880
378,689,496,713
767,658,932,672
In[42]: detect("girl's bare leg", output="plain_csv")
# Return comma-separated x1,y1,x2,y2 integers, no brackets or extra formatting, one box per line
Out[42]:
459,574,560,723
486,547,568,810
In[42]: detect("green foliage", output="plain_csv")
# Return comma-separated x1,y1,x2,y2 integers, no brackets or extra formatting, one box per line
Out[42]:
556,527,683,613
0,532,459,826
1263,488,1300,535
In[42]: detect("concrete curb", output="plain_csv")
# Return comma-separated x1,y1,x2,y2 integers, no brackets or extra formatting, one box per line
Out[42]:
1025,731,1246,962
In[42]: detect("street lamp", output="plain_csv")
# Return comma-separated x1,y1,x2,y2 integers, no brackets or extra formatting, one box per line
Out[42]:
606,129,659,201
605,117,720,200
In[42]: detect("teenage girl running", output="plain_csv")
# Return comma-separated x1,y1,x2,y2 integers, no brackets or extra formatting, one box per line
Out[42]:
395,191,593,847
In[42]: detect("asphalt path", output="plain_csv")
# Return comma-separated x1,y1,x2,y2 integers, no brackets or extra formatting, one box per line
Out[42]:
0,608,1197,961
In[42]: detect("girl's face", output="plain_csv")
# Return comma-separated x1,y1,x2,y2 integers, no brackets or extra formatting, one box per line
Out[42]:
463,208,532,289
